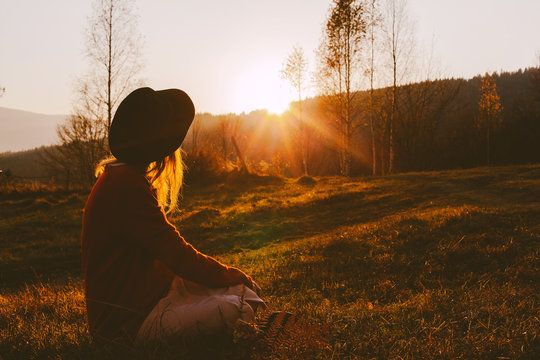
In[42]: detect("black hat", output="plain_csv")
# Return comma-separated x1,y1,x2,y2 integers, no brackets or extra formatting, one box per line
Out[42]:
109,87,195,164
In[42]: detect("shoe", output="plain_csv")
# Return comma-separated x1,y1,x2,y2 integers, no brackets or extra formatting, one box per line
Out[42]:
257,311,297,346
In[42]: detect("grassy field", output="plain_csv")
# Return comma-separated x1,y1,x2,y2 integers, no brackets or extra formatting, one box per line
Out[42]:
1,165,539,359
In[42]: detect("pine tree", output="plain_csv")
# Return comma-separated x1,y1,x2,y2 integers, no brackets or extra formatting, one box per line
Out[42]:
477,73,503,165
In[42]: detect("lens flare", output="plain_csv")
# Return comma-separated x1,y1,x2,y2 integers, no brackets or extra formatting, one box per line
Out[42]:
231,66,293,114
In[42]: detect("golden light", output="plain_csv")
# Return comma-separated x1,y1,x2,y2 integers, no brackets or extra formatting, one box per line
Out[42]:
230,66,293,115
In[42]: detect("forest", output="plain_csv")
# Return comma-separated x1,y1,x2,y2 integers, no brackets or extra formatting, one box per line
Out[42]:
1,67,539,189
183,68,540,177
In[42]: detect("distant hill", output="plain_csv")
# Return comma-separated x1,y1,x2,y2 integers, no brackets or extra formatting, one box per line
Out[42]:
0,107,66,152
0,146,55,178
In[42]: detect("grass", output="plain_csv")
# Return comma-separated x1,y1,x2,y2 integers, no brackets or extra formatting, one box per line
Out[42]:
0,164,539,359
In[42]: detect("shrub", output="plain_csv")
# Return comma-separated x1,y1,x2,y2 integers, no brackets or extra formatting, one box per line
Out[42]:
296,175,317,186
184,150,226,186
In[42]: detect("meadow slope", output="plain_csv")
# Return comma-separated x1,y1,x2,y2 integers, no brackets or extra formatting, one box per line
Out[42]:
0,165,539,359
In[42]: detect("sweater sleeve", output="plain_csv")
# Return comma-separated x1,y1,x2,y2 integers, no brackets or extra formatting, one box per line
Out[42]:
114,176,250,289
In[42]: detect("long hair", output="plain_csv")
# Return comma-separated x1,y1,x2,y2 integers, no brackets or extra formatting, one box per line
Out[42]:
95,148,184,214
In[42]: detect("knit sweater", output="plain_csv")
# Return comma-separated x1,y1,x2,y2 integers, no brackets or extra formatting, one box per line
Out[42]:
81,163,250,343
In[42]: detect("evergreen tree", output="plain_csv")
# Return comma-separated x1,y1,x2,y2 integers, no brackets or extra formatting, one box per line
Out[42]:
477,73,503,165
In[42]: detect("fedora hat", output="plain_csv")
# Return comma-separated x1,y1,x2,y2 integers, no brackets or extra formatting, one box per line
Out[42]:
109,87,195,164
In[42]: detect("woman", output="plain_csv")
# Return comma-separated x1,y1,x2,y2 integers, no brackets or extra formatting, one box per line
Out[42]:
81,87,263,345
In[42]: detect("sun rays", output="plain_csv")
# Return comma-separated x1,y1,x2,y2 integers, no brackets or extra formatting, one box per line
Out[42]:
231,66,294,115
238,103,371,176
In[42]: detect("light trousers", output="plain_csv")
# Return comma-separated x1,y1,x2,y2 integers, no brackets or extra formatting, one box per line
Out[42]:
136,276,264,343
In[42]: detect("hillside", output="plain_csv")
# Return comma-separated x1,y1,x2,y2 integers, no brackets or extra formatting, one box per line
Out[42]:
0,146,56,179
0,165,538,359
0,107,66,153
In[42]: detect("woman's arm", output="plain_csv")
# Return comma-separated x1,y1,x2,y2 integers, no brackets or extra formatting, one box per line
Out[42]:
116,178,255,290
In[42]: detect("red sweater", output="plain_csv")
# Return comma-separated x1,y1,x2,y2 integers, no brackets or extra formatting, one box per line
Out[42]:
81,163,249,343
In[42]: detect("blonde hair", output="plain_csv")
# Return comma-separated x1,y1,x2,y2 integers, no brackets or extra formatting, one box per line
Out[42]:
95,148,184,214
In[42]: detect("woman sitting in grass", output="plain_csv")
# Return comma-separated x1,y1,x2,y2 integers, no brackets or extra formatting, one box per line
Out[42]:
81,87,264,345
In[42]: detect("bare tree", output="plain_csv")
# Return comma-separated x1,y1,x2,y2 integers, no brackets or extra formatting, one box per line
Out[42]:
281,45,310,174
215,115,241,169
316,0,367,176
230,135,249,173
0,86,5,97
366,0,380,175
44,0,144,188
381,0,414,173
40,109,108,188
85,0,144,131
217,116,230,164
227,115,242,168
188,115,203,153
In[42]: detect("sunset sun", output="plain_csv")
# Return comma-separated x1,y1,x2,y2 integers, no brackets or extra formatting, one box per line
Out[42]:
231,66,293,114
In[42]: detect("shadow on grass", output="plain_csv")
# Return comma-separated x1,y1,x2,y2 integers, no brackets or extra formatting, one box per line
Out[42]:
0,194,85,289
181,191,418,254
264,207,539,306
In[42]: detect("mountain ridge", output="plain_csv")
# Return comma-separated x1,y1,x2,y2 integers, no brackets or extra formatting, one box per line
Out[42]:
0,106,67,152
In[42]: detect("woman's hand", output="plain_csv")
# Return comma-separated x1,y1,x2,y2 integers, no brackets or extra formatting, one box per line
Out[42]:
251,280,262,296
229,267,261,295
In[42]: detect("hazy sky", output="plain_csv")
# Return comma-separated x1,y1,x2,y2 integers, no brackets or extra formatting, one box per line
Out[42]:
0,0,539,115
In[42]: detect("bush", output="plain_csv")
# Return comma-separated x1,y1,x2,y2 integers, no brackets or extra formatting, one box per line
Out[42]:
296,175,317,186
184,150,226,186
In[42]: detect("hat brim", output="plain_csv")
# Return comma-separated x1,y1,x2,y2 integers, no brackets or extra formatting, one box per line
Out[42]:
109,87,195,164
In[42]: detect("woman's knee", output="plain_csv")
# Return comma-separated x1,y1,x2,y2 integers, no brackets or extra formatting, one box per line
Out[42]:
210,295,255,328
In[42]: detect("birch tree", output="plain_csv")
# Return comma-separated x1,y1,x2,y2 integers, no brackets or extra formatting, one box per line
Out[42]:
281,46,310,174
317,0,367,176
366,0,380,175
381,0,414,173
85,0,144,131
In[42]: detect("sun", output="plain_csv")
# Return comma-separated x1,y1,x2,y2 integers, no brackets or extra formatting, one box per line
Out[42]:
231,66,293,114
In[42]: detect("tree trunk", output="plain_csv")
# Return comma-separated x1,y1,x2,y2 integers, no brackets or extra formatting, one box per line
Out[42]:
299,85,308,175
231,136,249,174
486,122,491,166
389,48,396,174
369,0,377,176
107,1,113,131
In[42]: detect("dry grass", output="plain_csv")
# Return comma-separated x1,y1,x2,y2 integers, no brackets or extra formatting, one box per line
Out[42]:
0,179,64,196
1,164,539,359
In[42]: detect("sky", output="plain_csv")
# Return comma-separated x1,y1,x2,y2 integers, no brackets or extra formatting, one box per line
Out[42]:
0,0,539,116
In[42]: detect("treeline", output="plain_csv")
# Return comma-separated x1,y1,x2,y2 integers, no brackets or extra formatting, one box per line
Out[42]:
3,0,539,189
181,68,540,178
1,68,539,188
